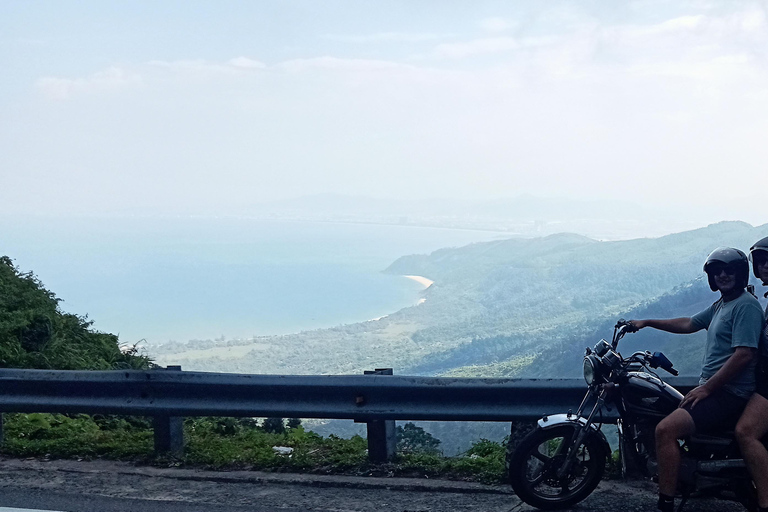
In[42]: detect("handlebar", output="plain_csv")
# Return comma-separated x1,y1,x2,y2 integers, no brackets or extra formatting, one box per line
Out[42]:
611,319,635,349
616,319,638,333
626,350,679,376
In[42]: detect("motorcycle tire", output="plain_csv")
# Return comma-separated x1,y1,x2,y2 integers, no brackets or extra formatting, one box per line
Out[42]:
507,425,606,510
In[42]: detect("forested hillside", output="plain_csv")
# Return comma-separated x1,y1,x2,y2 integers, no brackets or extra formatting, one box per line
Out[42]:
519,278,716,378
155,221,767,379
398,221,765,378
0,256,151,370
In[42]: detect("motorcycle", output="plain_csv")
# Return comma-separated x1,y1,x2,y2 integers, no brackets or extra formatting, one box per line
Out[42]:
506,320,758,511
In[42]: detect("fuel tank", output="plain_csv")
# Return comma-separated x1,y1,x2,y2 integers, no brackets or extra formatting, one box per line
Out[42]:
620,371,684,418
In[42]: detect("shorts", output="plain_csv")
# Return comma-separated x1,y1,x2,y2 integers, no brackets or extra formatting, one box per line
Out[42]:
755,357,768,398
682,388,748,434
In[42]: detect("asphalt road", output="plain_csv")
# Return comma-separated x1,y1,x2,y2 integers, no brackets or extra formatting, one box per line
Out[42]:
0,490,313,512
0,457,749,512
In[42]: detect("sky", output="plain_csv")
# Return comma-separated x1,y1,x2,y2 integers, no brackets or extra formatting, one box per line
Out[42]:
2,0,768,225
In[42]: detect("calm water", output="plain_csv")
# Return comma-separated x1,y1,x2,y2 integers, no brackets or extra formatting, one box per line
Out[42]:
0,216,506,344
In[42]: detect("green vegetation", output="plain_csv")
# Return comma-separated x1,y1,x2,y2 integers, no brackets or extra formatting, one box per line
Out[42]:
439,354,537,378
150,222,768,453
4,220,767,475
2,413,154,459
155,221,766,380
1,414,508,482
0,256,518,481
0,256,157,458
0,256,152,370
397,422,441,454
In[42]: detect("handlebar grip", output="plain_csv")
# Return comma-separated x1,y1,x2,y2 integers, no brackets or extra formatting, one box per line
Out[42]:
616,319,639,333
668,368,679,376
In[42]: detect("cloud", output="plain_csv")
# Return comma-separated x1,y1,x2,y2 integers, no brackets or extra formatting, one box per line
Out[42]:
228,57,267,69
36,66,142,100
146,58,269,77
653,14,705,32
627,54,754,82
610,8,767,42
149,59,234,72
322,32,446,43
278,56,417,74
16,4,768,217
433,37,520,59
477,17,517,33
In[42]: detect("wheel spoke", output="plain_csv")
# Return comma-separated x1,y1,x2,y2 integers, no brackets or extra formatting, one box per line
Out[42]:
531,451,551,463
529,471,547,487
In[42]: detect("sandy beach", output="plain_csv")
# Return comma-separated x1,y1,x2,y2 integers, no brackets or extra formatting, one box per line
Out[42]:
403,275,434,289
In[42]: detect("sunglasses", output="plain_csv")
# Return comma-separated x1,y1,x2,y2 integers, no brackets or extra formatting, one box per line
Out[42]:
752,254,768,267
707,264,738,276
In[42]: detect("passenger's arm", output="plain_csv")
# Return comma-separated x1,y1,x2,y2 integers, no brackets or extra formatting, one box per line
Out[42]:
629,317,700,334
680,346,756,409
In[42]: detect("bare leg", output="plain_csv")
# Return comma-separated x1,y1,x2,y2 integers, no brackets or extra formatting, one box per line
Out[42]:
736,394,768,508
655,408,695,497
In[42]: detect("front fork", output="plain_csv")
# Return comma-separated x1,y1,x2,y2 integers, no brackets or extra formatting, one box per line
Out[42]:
556,386,609,479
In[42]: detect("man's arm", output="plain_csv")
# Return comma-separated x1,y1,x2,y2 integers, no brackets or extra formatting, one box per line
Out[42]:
629,317,700,334
680,346,756,408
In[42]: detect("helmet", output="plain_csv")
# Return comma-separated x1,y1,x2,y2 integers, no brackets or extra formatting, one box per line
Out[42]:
749,236,768,280
703,247,749,292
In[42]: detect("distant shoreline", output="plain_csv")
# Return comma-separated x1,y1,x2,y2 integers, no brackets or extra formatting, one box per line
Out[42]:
368,275,433,321
403,275,434,289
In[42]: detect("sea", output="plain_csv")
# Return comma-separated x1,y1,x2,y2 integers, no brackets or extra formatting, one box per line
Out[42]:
0,216,507,345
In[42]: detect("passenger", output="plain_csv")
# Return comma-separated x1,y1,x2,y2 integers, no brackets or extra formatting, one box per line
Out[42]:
628,247,763,512
734,237,768,512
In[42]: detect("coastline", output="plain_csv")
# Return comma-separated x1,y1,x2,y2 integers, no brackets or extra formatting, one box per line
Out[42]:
368,275,433,322
403,275,434,289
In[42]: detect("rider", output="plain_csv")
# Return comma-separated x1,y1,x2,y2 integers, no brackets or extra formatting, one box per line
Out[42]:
734,237,768,512
628,247,764,512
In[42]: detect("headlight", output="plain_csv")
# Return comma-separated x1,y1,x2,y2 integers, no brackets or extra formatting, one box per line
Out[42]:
583,355,599,385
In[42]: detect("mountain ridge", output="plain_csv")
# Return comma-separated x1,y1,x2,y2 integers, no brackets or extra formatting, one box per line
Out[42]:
154,220,767,379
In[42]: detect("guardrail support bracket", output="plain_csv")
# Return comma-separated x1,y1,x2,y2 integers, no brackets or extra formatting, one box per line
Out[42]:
153,415,184,456
153,366,184,456
364,368,396,463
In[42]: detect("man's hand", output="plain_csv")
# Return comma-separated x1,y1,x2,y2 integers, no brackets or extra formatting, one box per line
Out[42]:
627,320,646,332
679,385,711,409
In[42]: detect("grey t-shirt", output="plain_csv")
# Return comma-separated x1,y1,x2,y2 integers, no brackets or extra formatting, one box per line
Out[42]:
691,290,764,398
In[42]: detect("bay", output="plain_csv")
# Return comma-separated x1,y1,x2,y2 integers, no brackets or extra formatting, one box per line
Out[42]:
0,216,506,344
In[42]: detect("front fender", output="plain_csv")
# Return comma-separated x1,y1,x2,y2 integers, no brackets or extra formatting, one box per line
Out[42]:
537,413,611,456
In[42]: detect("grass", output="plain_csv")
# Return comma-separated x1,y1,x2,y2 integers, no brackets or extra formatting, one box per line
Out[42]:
2,413,154,459
438,354,537,378
0,414,509,483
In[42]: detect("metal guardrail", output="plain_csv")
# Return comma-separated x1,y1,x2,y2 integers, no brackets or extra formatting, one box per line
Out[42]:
0,367,699,460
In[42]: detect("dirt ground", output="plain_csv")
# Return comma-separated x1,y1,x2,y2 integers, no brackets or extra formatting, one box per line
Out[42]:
0,457,748,512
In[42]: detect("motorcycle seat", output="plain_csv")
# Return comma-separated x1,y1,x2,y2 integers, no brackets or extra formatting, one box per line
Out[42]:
688,431,734,447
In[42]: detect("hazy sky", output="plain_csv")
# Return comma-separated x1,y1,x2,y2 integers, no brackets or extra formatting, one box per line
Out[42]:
2,0,768,223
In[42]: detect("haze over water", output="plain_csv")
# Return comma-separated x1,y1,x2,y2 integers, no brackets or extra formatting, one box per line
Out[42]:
0,216,506,345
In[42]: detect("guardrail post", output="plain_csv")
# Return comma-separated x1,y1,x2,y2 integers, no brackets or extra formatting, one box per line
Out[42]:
364,368,396,463
0,413,4,446
153,365,184,457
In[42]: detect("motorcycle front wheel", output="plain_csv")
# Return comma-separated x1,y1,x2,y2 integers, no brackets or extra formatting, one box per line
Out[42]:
507,425,606,510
